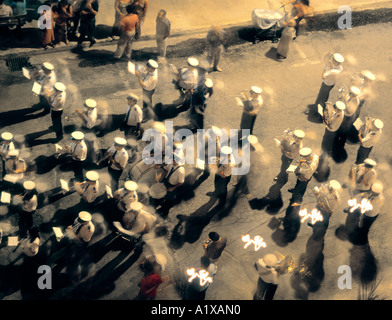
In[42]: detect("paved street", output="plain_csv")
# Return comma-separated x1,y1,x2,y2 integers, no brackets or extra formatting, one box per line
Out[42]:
0,17,392,302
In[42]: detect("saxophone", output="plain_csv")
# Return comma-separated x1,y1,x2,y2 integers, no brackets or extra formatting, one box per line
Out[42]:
359,117,374,141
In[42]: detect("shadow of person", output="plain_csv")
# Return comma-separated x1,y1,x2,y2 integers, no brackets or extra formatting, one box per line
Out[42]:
349,244,378,284
282,204,302,243
264,46,281,62
169,196,218,250
0,104,49,127
304,104,324,124
313,153,331,183
301,235,325,293
25,128,57,148
249,181,285,213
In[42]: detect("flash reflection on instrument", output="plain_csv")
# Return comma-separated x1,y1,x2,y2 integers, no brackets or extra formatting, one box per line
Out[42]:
242,234,267,251
299,208,323,225
186,268,213,286
347,198,373,214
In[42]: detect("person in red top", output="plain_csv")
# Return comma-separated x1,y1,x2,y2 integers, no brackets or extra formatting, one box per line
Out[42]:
136,260,163,300
113,4,140,60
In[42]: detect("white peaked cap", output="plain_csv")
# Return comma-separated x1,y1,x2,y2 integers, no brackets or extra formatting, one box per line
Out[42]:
374,119,383,129
371,181,383,193
350,86,361,96
293,130,305,138
250,86,262,94
1,132,13,141
335,101,346,110
124,180,138,191
147,59,158,69
127,93,139,100
364,158,377,167
329,180,341,190
130,201,143,212
221,146,232,155
187,57,199,67
85,99,97,108
263,253,278,267
23,181,35,190
54,82,66,92
8,150,19,157
86,171,99,181
72,131,84,140
43,62,54,70
361,70,376,81
79,211,92,222
299,147,312,157
333,53,344,63
114,137,127,146
205,78,213,88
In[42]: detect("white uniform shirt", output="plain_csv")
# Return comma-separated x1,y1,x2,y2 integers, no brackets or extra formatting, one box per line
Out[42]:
107,146,129,170
50,91,66,111
343,94,360,117
179,67,198,90
122,209,157,234
40,71,57,96
114,188,138,212
75,221,95,243
77,182,99,203
70,140,87,161
140,68,158,91
163,164,185,186
242,96,263,115
323,64,343,86
217,160,232,178
22,194,38,212
350,164,377,192
125,104,143,126
324,105,344,132
0,142,15,160
82,107,97,129
365,193,385,217
22,237,40,257
360,128,382,148
281,139,302,160
255,258,280,285
296,154,319,181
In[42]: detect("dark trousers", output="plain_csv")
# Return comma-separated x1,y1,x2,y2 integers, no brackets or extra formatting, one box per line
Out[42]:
255,277,278,300
51,110,63,138
291,178,310,203
142,88,155,121
309,208,331,241
321,128,337,156
240,112,257,135
276,154,293,184
315,82,334,111
18,210,35,238
214,174,231,207
78,18,96,44
71,159,84,182
108,166,122,192
355,145,372,165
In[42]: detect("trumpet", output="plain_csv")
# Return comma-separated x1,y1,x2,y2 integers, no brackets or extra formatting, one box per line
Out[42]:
95,151,114,166
358,117,374,141
64,110,82,122
56,222,81,242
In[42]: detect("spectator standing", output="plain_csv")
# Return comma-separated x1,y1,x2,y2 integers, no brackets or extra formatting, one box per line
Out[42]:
133,0,148,37
155,9,170,60
77,0,98,48
203,231,227,262
53,0,73,45
206,25,225,72
0,0,13,16
40,2,55,50
276,19,296,59
111,0,132,39
136,260,163,300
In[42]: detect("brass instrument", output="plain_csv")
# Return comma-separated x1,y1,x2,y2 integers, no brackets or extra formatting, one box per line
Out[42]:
274,251,312,279
314,184,332,214
55,144,71,159
56,222,81,242
95,150,113,166
359,116,374,140
337,86,348,102
323,102,337,129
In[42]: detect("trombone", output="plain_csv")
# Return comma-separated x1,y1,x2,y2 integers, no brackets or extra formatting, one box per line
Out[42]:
54,144,71,159
56,222,81,242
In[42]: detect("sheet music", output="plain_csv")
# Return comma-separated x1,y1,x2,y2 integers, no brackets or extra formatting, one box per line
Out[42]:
105,185,113,198
353,118,364,130
317,104,324,117
1,192,11,204
60,179,69,192
32,82,42,95
127,61,136,75
8,236,19,246
169,63,179,75
22,67,31,79
286,164,297,173
3,174,20,184
55,144,63,152
235,97,244,107
52,227,64,238
196,159,205,170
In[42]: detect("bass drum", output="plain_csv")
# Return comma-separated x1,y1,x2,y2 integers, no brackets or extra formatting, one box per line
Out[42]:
129,159,165,187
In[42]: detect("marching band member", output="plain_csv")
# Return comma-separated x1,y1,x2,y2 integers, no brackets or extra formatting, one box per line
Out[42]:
135,59,158,122
190,78,213,131
321,101,345,156
254,253,281,300
352,70,376,119
75,170,100,204
155,152,185,216
77,98,98,130
346,158,377,196
21,227,40,257
66,211,95,245
114,180,138,213
356,118,383,164
5,150,27,181
274,129,304,183
60,131,88,182
313,52,344,115
17,181,38,238
48,82,67,140
311,180,342,240
176,57,199,94
0,132,15,180
289,147,319,204
121,201,157,236
212,146,232,208
123,93,143,137
102,137,129,191
35,62,57,108
238,86,263,136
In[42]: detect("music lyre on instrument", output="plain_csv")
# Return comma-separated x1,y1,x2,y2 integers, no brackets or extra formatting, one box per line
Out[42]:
53,222,81,242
